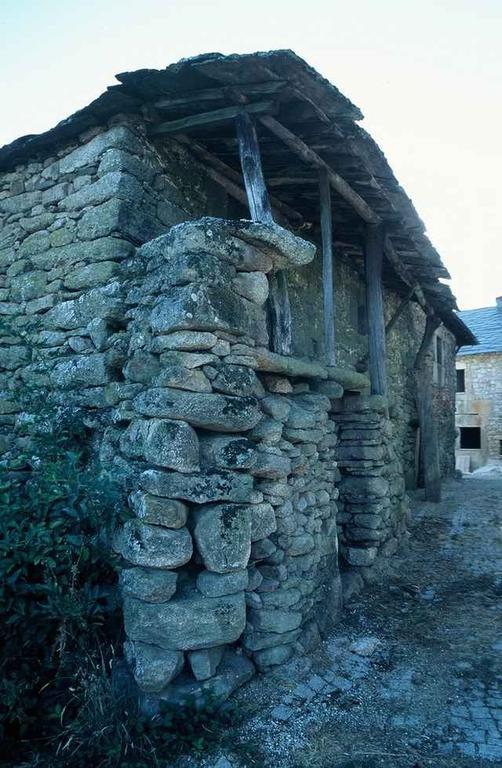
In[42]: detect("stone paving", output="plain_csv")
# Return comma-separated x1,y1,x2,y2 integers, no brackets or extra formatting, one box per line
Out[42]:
184,475,502,768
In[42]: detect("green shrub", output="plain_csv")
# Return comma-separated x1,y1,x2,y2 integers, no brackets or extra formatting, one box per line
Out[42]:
0,408,126,759
0,409,237,766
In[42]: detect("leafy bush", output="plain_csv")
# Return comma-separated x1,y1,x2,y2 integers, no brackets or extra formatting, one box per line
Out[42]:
0,409,125,760
0,409,236,766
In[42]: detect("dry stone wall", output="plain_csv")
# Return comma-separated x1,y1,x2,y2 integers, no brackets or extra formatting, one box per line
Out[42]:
0,117,454,707
102,217,349,706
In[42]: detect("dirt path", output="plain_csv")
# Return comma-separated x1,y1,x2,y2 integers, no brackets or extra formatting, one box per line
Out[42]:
189,475,502,768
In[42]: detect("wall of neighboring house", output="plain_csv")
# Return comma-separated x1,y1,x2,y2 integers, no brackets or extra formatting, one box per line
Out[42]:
455,352,502,471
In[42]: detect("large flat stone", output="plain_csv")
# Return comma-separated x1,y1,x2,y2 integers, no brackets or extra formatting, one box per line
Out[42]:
141,468,254,504
149,284,252,336
113,520,192,568
133,388,262,432
193,503,252,573
123,590,246,650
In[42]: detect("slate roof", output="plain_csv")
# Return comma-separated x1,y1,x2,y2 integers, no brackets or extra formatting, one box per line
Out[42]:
0,49,476,346
457,302,502,356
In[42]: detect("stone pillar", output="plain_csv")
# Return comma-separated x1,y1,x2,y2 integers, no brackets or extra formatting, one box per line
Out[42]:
109,217,346,705
335,393,409,573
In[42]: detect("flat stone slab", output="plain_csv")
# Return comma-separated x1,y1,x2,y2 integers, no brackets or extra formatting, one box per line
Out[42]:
141,468,254,504
124,591,246,650
133,388,262,432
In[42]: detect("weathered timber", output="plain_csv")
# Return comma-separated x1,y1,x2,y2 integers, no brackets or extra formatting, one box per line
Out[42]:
259,115,381,225
365,224,387,396
235,112,292,355
149,101,275,136
414,312,442,502
236,112,273,224
384,236,426,308
153,80,286,110
319,168,336,365
385,285,416,335
267,270,292,356
175,135,302,226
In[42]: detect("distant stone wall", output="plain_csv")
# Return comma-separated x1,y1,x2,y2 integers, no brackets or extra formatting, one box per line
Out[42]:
456,352,502,468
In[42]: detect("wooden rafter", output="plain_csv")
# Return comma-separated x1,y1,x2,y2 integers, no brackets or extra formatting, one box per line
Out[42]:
149,101,275,136
259,115,381,225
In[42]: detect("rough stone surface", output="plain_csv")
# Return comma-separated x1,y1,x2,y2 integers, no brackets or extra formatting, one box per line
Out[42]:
141,468,254,504
193,503,252,573
113,520,192,569
133,388,262,432
124,590,246,650
119,567,178,603
124,640,184,692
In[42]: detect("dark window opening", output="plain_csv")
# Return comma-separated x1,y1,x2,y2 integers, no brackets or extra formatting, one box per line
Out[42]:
456,369,465,393
436,336,443,365
460,427,481,449
499,440,502,456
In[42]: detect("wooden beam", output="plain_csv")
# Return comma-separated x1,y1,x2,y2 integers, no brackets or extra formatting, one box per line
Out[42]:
365,224,387,396
175,135,303,226
385,285,416,335
235,111,273,223
149,101,275,136
153,80,286,110
414,312,442,502
384,236,427,308
259,115,381,225
267,271,293,356
235,112,292,356
319,168,336,365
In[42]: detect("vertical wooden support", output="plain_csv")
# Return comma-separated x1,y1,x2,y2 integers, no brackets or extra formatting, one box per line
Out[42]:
235,112,273,224
235,111,292,355
414,312,442,502
365,224,387,396
319,169,336,366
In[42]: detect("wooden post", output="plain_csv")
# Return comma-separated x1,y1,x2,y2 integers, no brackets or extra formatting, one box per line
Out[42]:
235,111,273,224
319,169,336,365
235,111,292,355
365,224,387,396
414,312,442,502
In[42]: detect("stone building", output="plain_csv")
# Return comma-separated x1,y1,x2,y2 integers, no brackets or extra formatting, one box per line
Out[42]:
455,298,502,472
0,51,475,706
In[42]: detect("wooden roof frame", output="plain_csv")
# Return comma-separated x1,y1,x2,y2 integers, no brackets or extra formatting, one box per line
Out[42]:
0,49,476,346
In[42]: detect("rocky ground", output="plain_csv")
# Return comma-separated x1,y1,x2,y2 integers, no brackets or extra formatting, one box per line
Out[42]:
182,474,502,768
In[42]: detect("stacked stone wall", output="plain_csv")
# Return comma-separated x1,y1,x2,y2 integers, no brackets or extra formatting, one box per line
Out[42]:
335,394,408,572
0,120,232,454
99,217,346,705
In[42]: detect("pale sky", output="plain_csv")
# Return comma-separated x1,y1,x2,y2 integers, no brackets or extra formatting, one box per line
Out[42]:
1,0,501,310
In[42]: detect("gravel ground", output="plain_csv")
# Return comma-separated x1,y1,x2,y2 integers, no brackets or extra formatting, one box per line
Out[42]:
183,475,502,768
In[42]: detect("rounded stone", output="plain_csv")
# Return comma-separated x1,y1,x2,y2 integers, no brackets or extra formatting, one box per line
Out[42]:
193,503,252,573
113,520,193,569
